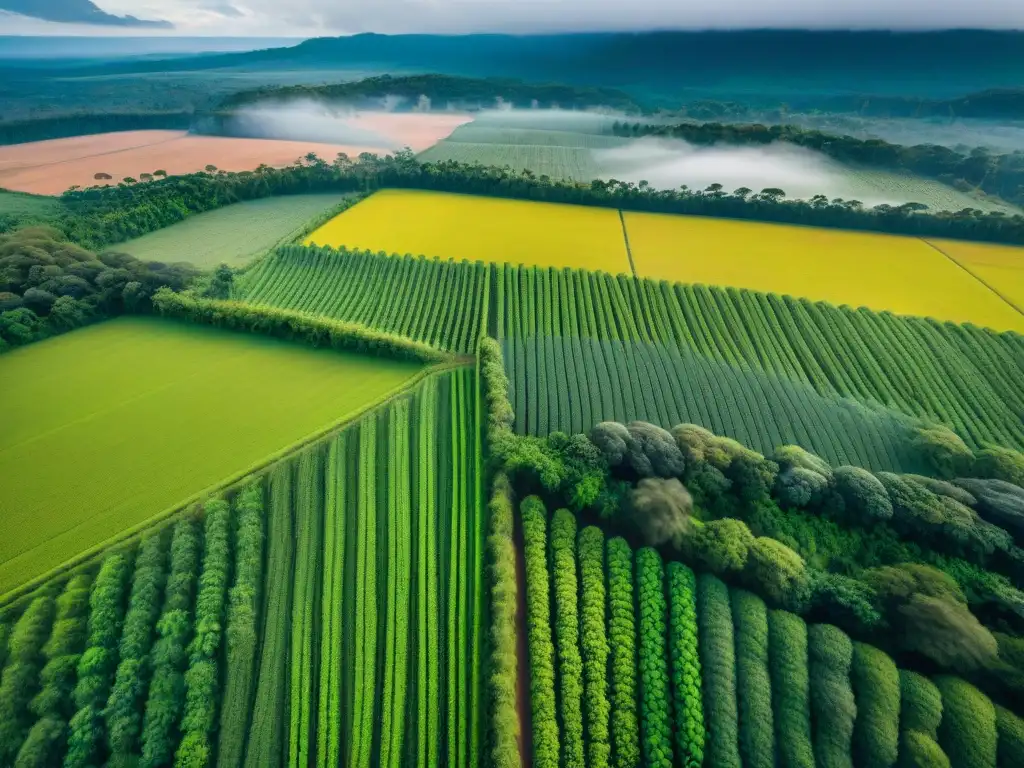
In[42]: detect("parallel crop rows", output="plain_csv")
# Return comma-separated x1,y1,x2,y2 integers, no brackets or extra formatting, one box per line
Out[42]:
240,244,488,354
496,262,1024,464
518,499,1018,768
0,368,483,768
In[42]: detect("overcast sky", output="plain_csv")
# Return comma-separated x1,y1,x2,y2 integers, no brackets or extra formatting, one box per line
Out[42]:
6,0,1024,36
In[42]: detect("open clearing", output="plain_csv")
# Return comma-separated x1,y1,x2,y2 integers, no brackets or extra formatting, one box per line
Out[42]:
304,188,631,273
625,211,1024,332
113,193,350,267
930,238,1024,313
0,130,392,195
0,316,424,593
344,111,472,150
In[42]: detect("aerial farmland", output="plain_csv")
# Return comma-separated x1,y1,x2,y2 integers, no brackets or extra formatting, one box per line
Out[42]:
2,35,1024,768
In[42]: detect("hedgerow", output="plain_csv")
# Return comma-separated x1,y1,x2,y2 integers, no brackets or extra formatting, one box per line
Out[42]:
768,609,814,768
697,573,741,768
850,642,900,768
176,499,232,767
636,547,673,768
994,704,1024,768
578,526,610,768
0,594,56,763
551,509,585,768
732,589,775,768
808,623,856,768
935,676,997,768
607,537,640,768
521,496,559,768
666,561,704,768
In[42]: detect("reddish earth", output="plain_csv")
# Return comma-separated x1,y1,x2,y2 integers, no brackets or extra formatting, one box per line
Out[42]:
344,112,472,152
0,131,389,195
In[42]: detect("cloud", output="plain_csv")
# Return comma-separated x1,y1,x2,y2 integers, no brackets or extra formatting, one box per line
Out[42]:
90,0,1024,35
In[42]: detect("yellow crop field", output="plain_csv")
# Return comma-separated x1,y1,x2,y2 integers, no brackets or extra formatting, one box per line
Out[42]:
304,188,631,274
930,238,1024,315
0,316,424,595
625,212,1024,333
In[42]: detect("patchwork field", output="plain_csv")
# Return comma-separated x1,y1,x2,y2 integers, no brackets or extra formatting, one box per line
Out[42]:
0,130,392,195
930,238,1024,313
625,212,1024,332
0,316,424,594
113,193,351,267
304,188,631,273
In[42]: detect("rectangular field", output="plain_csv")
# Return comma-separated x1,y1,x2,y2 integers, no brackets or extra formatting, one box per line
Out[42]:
115,193,351,268
625,211,1024,333
0,316,424,594
304,188,631,273
930,238,1024,315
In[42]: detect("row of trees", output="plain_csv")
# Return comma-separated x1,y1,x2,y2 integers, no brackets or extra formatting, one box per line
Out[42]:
613,119,1024,209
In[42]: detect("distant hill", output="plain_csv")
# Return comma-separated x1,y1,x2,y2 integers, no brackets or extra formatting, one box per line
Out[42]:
37,30,1024,101
0,0,171,27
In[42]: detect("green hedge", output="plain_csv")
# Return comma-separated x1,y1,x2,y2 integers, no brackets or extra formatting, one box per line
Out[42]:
0,594,56,763
697,574,741,768
551,510,585,768
521,496,560,768
636,548,673,768
578,526,610,768
808,623,856,768
151,288,449,364
897,671,949,768
733,589,775,768
487,474,521,768
935,676,997,768
667,561,704,768
607,538,640,768
768,610,814,768
851,642,900,768
995,704,1024,768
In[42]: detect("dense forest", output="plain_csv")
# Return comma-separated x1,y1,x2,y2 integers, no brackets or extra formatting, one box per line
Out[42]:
0,112,192,146
614,120,1024,210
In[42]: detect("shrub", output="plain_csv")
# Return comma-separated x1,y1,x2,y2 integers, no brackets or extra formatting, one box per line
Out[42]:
630,478,693,548
776,467,831,509
850,642,900,768
487,474,521,768
732,590,775,768
955,478,1024,541
904,475,977,507
832,466,893,524
899,671,942,738
521,497,560,768
994,704,1024,768
666,562,704,768
578,527,610,768
697,574,741,768
773,445,833,479
607,538,640,768
636,548,673,768
914,426,974,480
744,536,810,610
687,518,755,575
550,510,584,768
898,729,951,768
935,676,997,768
768,610,814,768
591,421,685,478
974,446,1024,488
0,595,56,763
808,623,856,768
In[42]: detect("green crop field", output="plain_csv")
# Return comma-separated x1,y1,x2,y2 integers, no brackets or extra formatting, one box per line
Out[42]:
113,194,351,268
444,124,631,149
839,167,1020,215
0,316,424,594
418,141,598,181
0,189,62,225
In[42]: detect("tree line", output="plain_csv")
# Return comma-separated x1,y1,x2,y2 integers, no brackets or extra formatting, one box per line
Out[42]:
613,119,1024,210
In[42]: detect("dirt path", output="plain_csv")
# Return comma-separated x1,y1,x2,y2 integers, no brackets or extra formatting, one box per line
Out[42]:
513,508,534,767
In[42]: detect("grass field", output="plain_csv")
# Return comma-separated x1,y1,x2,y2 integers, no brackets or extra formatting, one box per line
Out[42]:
0,316,424,594
444,124,630,149
625,212,1024,332
417,141,597,181
0,188,62,218
841,168,1020,215
113,194,350,268
304,189,631,273
930,238,1024,314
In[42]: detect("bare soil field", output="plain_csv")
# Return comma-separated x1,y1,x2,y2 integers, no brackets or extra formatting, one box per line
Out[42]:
344,112,472,151
0,130,388,195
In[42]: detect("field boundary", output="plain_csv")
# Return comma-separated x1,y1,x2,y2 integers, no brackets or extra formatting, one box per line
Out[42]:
0,361,469,610
618,209,637,277
919,237,1024,319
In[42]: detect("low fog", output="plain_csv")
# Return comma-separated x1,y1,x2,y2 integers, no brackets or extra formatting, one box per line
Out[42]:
593,138,909,205
224,100,402,149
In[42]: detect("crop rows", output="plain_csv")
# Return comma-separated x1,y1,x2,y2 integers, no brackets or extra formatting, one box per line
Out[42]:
0,368,482,768
517,500,1024,768
417,142,599,182
495,262,1024,461
239,244,488,354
